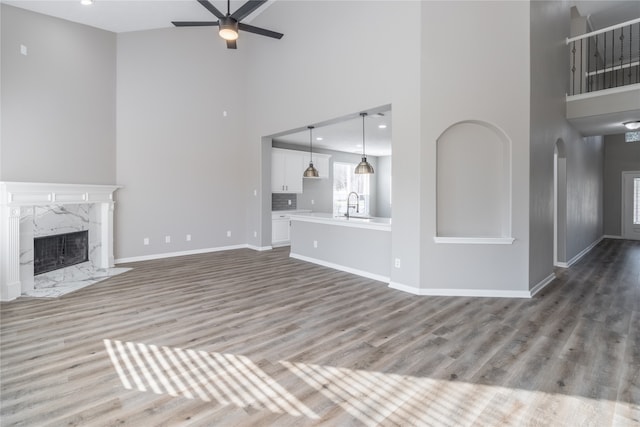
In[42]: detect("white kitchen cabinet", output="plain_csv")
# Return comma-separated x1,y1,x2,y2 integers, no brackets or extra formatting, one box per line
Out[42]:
272,216,290,246
302,152,331,179
271,210,311,246
272,149,304,193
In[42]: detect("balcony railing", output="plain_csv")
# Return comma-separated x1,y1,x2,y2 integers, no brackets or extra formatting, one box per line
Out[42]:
567,18,640,96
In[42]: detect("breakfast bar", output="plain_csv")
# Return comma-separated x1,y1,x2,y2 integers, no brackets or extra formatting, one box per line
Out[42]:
288,212,392,282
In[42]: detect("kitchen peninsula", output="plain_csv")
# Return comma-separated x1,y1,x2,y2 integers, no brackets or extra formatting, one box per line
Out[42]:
288,212,391,283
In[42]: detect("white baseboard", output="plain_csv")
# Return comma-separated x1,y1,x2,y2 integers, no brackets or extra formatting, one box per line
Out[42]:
529,273,556,297
389,273,556,298
247,245,272,251
388,281,532,298
554,262,569,268
115,244,249,264
564,236,603,268
289,252,390,283
1,281,22,302
603,235,623,239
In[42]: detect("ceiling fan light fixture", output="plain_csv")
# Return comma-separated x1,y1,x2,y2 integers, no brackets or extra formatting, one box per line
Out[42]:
623,121,640,130
219,17,239,41
355,112,374,175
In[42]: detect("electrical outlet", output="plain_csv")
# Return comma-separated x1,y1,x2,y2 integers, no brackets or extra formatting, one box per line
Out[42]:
227,230,231,237
288,199,292,205
313,240,318,248
311,199,315,205
394,258,401,268
253,189,257,196
186,234,191,241
20,45,28,56
253,231,257,238
165,235,171,243
143,238,149,245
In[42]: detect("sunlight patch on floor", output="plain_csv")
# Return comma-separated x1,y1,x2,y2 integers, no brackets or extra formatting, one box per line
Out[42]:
104,339,625,425
103,339,319,419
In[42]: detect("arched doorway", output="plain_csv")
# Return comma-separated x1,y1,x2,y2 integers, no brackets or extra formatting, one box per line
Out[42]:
554,139,567,266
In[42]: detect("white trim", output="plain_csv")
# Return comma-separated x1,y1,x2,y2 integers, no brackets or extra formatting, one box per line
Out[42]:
289,252,390,283
530,273,556,297
555,262,569,268
247,245,272,251
565,236,603,268
388,281,532,298
622,171,640,240
433,236,515,245
2,281,21,302
0,181,121,206
115,244,248,264
566,83,640,101
566,17,640,43
603,235,623,239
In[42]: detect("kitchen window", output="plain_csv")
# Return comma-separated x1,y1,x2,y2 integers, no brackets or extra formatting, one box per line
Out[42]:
333,162,370,216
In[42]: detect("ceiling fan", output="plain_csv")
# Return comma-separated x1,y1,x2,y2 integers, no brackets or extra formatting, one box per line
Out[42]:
172,0,283,49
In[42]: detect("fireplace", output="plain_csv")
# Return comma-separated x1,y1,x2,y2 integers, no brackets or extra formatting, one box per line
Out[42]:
34,231,89,275
0,181,122,301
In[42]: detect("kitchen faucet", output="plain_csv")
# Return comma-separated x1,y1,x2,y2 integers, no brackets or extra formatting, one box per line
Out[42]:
346,192,359,219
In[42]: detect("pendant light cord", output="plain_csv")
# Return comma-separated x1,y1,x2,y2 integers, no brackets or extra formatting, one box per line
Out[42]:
361,112,367,157
308,126,314,162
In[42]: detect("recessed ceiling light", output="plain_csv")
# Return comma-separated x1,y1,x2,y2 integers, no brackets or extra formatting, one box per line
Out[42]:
356,144,362,148
623,121,640,130
316,137,323,141
80,0,93,5
378,124,387,129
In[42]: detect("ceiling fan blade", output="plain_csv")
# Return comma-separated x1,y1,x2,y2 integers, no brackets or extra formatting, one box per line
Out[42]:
226,39,237,49
238,22,283,39
172,21,219,27
230,0,268,21
197,0,225,19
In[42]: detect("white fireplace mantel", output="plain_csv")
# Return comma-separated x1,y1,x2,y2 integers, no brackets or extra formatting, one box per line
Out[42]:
0,182,121,301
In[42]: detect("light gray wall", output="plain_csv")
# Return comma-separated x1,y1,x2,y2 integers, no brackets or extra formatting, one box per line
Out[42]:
290,220,391,279
115,28,249,259
529,0,603,283
376,156,392,218
244,1,421,288
0,4,116,184
420,1,531,292
604,133,640,236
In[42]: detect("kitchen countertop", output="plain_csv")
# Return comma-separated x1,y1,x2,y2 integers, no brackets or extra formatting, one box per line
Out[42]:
289,212,391,231
272,209,311,218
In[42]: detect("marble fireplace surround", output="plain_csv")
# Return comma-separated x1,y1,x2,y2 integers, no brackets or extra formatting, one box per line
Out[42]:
0,182,121,301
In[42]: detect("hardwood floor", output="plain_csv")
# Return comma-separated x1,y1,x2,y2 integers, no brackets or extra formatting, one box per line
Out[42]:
1,238,638,426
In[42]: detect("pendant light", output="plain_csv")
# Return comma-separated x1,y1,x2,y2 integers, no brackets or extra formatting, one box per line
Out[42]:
355,112,374,174
303,126,320,178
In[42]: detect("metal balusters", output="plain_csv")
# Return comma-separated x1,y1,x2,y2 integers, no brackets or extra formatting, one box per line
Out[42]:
571,41,576,95
567,20,640,95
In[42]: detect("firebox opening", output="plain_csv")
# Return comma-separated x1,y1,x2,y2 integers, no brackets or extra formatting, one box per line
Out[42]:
34,230,89,276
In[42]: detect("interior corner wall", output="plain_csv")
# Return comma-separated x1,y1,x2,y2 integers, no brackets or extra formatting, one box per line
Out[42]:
604,133,640,236
243,1,422,289
376,156,392,218
529,0,603,286
420,1,531,294
0,4,116,184
115,28,249,260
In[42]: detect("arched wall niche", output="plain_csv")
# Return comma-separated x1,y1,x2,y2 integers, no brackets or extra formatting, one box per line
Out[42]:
435,120,513,243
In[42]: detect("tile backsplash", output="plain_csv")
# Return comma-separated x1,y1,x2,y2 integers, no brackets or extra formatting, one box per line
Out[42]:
272,193,297,210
